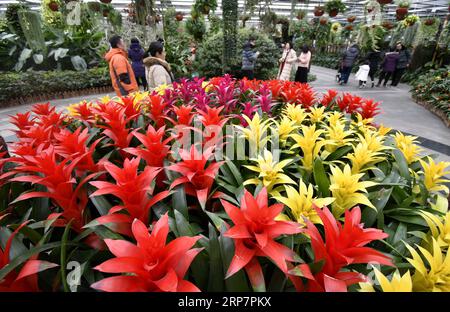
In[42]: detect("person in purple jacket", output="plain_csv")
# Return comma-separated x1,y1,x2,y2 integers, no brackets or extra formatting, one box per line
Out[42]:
128,38,147,90
376,47,399,88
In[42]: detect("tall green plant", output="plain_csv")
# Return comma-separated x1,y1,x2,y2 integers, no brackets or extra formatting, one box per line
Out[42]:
222,0,238,73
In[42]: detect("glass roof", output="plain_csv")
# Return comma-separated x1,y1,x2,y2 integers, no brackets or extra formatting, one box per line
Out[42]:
1,0,449,24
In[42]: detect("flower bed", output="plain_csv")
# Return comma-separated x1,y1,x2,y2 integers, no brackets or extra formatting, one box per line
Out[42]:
410,66,450,127
0,76,449,292
0,68,112,108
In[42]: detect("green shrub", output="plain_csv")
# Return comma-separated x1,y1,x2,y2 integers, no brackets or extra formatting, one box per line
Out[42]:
195,28,279,80
0,67,111,104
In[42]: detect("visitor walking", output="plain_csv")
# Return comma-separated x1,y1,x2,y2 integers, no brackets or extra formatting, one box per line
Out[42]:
128,38,147,90
277,42,297,81
339,44,360,85
241,38,260,80
105,35,139,97
355,60,371,89
376,47,399,87
366,49,381,88
143,41,174,90
391,42,411,87
295,45,311,84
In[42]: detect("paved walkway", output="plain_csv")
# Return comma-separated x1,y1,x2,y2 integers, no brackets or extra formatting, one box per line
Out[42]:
0,67,449,163
310,65,450,163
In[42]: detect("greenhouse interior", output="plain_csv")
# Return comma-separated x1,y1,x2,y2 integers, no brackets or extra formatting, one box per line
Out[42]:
0,0,450,295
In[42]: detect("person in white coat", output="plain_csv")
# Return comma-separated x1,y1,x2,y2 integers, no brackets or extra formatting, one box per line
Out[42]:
355,60,371,88
277,42,297,81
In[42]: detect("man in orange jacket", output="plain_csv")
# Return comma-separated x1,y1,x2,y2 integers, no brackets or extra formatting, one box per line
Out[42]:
105,35,139,97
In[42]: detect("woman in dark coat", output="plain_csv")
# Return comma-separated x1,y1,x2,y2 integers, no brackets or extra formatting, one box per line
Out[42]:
377,47,399,87
391,42,411,87
366,49,381,88
128,38,147,90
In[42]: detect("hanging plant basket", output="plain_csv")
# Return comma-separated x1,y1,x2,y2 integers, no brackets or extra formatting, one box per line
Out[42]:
100,0,112,3
347,16,356,23
88,2,101,12
424,18,435,26
329,9,338,17
345,25,354,31
314,7,325,17
377,0,393,4
382,21,394,29
296,10,306,20
48,1,59,12
396,7,408,17
175,12,184,21
319,18,328,25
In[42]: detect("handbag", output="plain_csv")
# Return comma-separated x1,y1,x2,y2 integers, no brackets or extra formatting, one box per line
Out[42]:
112,63,129,97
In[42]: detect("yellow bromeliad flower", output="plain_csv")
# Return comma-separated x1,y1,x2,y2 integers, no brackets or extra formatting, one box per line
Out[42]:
290,125,332,171
419,157,450,194
324,120,354,153
327,111,345,127
154,83,171,95
329,164,377,217
100,95,112,103
283,103,307,125
308,106,327,123
405,238,450,292
346,140,386,174
236,113,272,153
357,129,391,154
352,113,374,129
359,268,413,292
393,132,422,164
244,149,296,196
377,124,392,136
273,180,334,224
421,211,450,249
201,81,214,92
273,116,299,143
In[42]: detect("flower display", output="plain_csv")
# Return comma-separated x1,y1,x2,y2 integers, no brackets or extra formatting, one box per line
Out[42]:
0,76,448,293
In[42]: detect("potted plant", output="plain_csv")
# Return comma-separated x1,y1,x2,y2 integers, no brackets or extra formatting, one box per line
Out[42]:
377,0,393,4
175,12,184,21
347,16,356,23
403,14,419,27
324,0,347,18
424,17,435,26
345,24,354,31
382,20,394,29
48,1,59,12
319,17,328,25
296,10,306,20
396,0,410,19
100,0,112,3
314,6,325,17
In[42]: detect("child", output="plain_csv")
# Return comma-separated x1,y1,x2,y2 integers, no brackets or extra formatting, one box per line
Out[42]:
355,60,370,88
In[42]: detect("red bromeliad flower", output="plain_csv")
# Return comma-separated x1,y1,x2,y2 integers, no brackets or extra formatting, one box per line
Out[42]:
69,101,95,122
91,214,202,292
0,222,58,291
90,157,170,227
148,94,168,129
119,96,141,121
167,145,223,209
359,99,381,119
320,89,339,107
31,102,55,116
125,125,172,168
266,80,284,99
93,102,134,150
53,127,100,175
9,112,35,138
221,188,302,290
290,206,393,292
5,148,93,232
336,93,363,114
167,105,195,126
297,84,317,109
197,106,228,128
